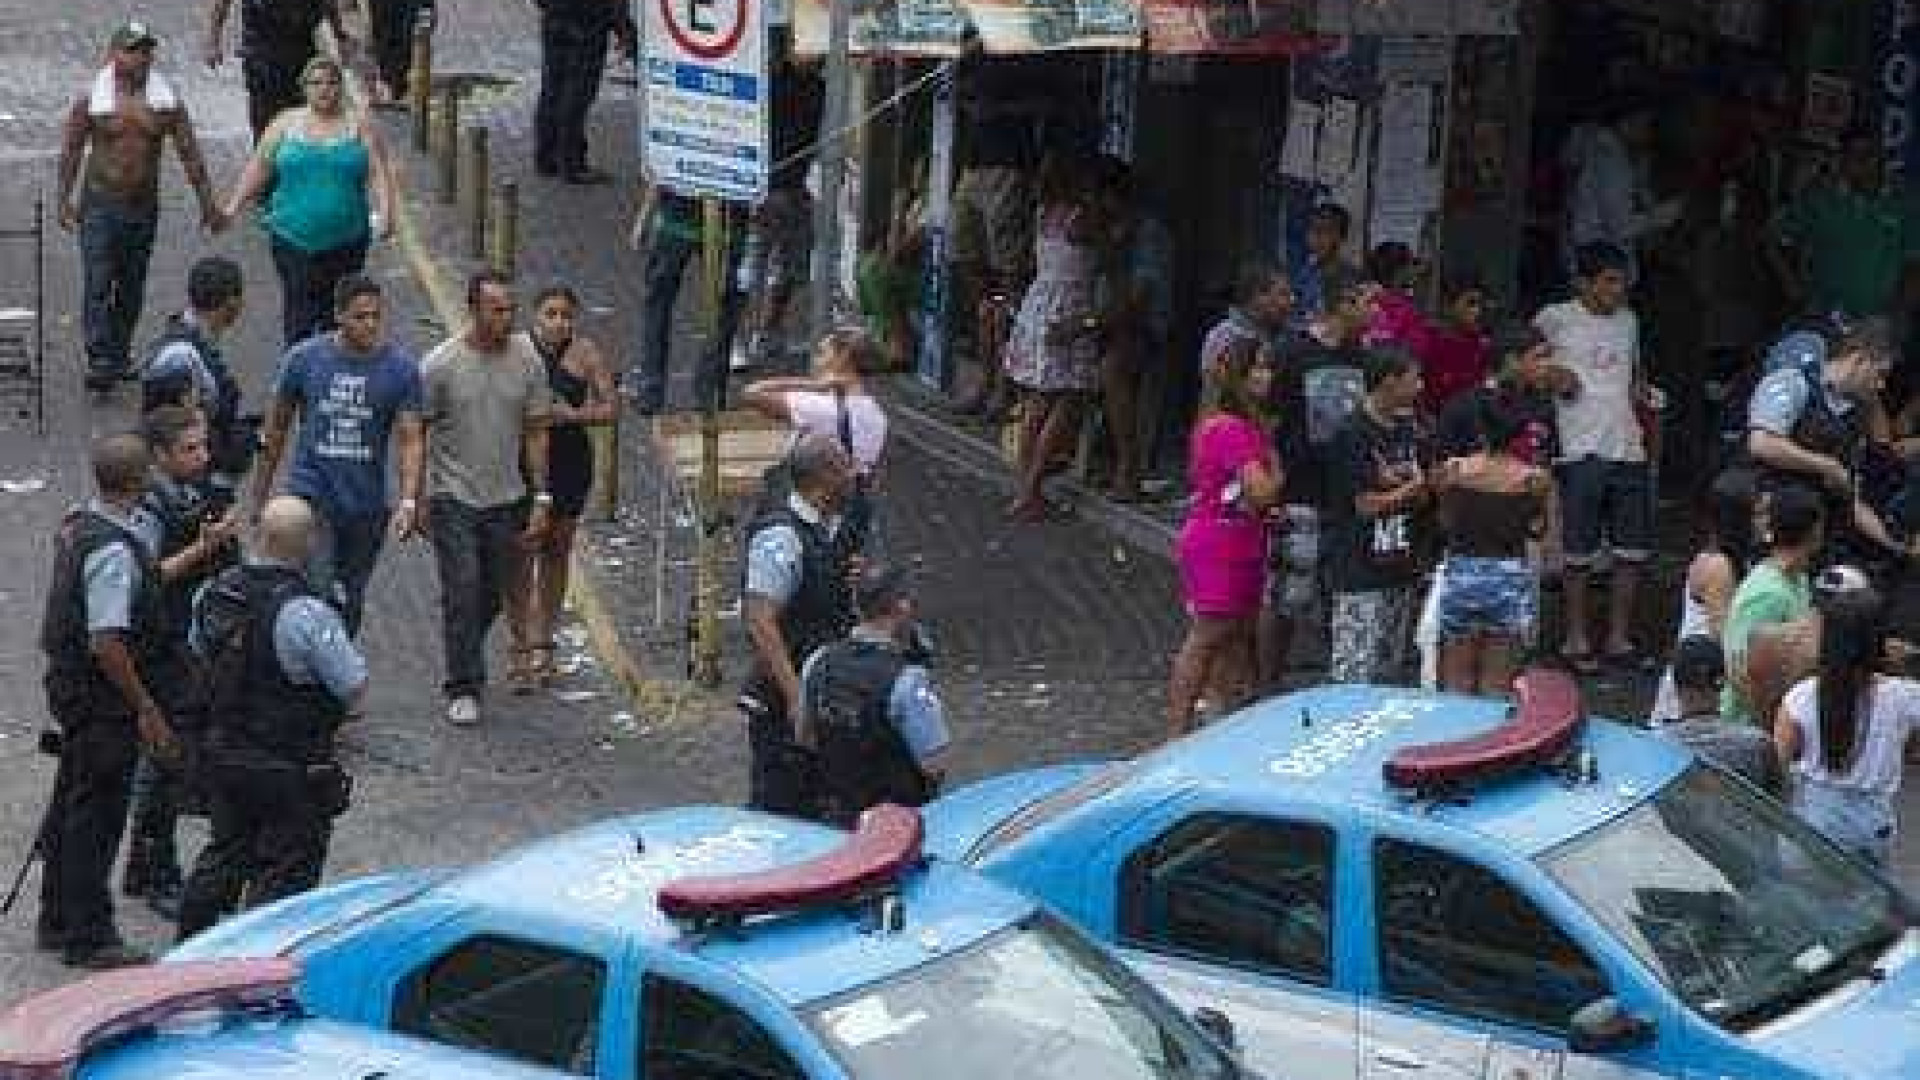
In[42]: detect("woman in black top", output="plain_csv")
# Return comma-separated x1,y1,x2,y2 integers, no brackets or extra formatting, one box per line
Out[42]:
521,284,616,686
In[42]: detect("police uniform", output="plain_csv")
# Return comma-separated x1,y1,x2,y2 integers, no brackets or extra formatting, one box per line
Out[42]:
799,628,949,826
740,492,859,817
532,0,628,178
36,498,177,961
176,559,366,939
142,312,252,503
236,0,332,138
121,473,236,906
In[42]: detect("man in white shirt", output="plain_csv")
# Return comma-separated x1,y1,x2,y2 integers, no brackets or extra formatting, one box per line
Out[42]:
1534,242,1654,671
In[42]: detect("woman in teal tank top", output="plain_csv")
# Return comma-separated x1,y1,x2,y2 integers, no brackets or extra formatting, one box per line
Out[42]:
223,57,397,346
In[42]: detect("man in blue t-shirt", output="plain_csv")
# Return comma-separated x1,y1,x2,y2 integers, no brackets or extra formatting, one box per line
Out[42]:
249,275,425,636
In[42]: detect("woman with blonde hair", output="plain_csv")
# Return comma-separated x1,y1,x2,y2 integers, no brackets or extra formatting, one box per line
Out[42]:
224,55,397,345
1168,339,1282,738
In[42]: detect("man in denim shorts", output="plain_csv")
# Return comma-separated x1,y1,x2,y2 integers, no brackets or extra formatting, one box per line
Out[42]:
1534,242,1653,670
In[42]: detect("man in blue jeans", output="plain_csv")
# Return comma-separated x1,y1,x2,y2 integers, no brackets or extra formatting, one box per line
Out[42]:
250,275,427,637
57,22,223,391
630,186,745,414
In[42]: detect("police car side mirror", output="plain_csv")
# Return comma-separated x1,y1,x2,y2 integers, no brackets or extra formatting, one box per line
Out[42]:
1192,1006,1238,1052
1567,997,1654,1055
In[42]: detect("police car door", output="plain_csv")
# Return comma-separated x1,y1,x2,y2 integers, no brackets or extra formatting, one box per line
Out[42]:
1100,807,1359,1079
1361,836,1666,1080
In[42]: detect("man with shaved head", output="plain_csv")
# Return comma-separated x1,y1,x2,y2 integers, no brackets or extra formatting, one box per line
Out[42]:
177,494,368,938
739,432,863,816
36,432,182,968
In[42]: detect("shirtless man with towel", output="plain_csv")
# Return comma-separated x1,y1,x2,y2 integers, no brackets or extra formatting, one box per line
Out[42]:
57,21,224,392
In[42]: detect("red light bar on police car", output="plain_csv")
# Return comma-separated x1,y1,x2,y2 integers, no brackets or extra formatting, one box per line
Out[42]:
0,957,300,1080
1383,669,1585,795
660,804,924,924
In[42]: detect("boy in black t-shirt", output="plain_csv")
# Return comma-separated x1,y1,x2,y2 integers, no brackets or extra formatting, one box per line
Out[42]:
1326,348,1432,684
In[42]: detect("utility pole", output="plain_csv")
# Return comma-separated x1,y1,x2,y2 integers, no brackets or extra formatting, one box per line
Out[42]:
808,0,853,337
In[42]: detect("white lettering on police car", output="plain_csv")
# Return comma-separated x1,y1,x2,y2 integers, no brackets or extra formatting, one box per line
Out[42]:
1267,699,1438,778
568,824,788,906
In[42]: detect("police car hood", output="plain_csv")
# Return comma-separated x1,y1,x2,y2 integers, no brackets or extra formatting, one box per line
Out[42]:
1751,931,1920,1078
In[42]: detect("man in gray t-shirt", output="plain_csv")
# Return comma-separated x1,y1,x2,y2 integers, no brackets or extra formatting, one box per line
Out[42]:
417,271,553,726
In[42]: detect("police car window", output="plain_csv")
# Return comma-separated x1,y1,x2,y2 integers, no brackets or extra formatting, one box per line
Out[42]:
393,935,605,1074
1119,815,1333,984
1374,840,1608,1035
642,976,805,1080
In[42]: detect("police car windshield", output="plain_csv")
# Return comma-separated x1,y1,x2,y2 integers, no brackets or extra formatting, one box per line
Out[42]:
1543,763,1908,1032
806,913,1234,1080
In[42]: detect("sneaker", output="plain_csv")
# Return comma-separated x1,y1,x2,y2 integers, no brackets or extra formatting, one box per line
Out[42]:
445,695,481,727
63,940,151,970
729,338,754,373
144,880,183,922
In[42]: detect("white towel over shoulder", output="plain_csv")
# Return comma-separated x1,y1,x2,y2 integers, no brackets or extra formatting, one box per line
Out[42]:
87,67,179,117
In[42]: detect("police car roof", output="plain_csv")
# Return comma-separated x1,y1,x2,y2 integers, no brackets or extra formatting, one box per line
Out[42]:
431,805,1035,1006
81,1015,568,1079
1129,683,1690,856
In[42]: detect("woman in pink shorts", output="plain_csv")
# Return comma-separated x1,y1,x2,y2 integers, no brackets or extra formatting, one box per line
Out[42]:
1169,338,1282,738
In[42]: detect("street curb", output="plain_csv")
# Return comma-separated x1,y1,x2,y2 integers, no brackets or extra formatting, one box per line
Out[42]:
880,378,1179,561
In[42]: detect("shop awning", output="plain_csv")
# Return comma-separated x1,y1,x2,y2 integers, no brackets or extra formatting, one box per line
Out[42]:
790,0,1512,57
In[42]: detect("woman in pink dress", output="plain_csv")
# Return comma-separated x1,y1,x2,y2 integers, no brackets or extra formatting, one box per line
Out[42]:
1168,339,1283,738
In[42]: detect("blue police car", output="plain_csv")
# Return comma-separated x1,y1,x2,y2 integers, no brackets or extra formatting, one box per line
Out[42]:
0,957,575,1079
924,670,1920,1079
169,804,1243,1080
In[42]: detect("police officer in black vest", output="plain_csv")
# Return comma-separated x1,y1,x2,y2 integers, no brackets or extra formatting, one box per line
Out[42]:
178,495,368,939
208,0,351,139
36,434,183,969
141,256,252,506
1746,326,1914,569
798,565,950,826
741,434,862,816
532,0,634,183
121,406,241,918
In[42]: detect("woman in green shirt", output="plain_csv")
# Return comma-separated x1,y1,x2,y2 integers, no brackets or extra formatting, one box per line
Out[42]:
224,57,396,346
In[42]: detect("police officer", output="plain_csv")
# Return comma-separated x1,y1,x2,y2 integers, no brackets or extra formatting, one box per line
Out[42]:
36,434,182,969
178,495,368,939
533,0,634,183
141,256,252,505
1746,326,1913,567
208,0,351,140
741,434,862,816
798,565,949,826
121,406,240,918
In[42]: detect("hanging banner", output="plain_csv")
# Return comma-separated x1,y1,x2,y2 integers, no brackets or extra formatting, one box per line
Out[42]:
1881,0,1920,184
792,0,1139,56
1143,0,1322,55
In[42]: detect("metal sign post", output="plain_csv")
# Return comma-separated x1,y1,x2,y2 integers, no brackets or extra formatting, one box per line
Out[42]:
642,0,770,688
642,0,772,202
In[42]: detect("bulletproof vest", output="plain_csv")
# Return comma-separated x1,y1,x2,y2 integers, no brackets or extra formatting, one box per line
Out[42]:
805,638,928,825
143,317,250,481
142,478,233,639
749,505,857,670
39,509,172,718
201,564,343,769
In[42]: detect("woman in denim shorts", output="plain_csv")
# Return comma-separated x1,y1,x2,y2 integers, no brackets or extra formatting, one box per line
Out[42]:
1433,399,1550,694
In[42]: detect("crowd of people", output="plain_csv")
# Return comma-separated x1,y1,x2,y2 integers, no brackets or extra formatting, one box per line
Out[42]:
1160,211,1918,861
21,6,1920,974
